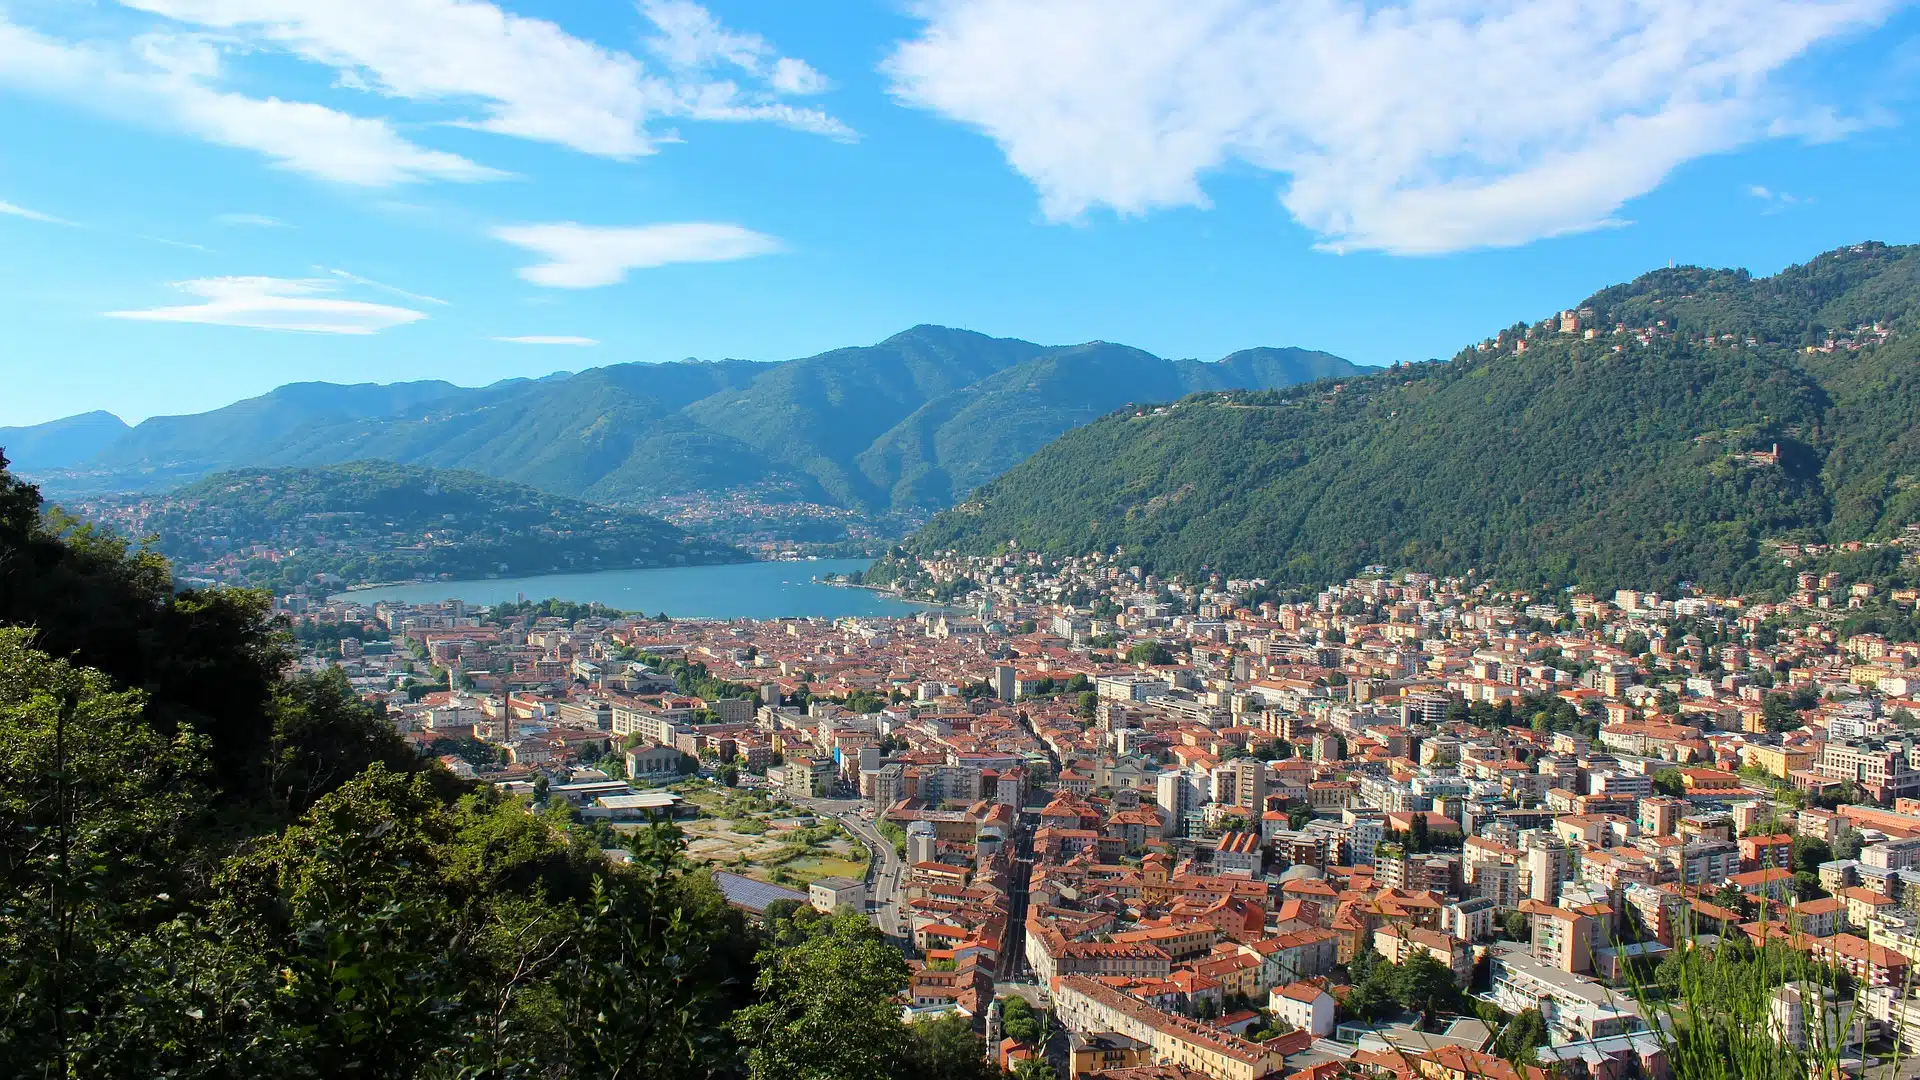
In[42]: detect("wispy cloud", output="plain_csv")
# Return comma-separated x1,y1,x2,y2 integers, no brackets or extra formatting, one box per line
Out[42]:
492,335,599,346
490,222,781,288
318,266,449,306
1747,184,1813,213
112,0,851,158
218,212,289,227
0,198,73,226
884,0,1895,254
0,16,503,187
3,193,207,250
104,275,427,334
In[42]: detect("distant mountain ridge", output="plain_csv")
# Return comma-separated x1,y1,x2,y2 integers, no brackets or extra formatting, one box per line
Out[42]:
9,326,1365,515
0,410,130,471
75,461,741,592
905,242,1920,594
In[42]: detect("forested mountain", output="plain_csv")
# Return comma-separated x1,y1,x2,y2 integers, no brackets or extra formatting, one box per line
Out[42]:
0,409,128,470
0,452,998,1078
19,326,1363,515
854,342,1356,509
74,461,741,591
907,242,1920,594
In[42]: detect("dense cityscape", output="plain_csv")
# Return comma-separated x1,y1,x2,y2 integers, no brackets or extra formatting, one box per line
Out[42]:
267,539,1920,1080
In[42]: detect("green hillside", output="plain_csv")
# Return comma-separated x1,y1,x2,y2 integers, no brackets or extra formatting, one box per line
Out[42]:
853,342,1353,508
76,461,741,590
907,242,1920,594
27,327,1366,516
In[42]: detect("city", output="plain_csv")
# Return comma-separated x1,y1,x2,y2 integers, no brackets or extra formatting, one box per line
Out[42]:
278,544,1920,1079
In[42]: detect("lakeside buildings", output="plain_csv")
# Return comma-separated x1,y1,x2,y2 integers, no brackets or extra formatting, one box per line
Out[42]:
280,548,1920,1079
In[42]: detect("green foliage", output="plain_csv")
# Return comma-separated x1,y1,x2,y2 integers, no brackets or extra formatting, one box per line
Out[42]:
909,243,1920,594
731,910,912,1080
1503,910,1531,941
1126,641,1174,666
1341,948,1466,1022
0,630,208,1076
1652,770,1687,798
1490,1008,1549,1067
901,1012,1004,1080
1634,938,1859,1080
639,652,761,705
1000,993,1040,1044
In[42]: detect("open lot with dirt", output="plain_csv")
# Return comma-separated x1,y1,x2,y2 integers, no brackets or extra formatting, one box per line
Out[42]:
627,779,870,888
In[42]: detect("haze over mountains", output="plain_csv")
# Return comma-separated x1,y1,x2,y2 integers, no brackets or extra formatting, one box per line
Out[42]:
906,242,1920,594
12,326,1363,519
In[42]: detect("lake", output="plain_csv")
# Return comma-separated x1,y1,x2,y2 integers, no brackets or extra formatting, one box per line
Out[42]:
329,558,923,620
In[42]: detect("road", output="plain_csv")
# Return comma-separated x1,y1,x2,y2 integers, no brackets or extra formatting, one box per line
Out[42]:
791,794,908,941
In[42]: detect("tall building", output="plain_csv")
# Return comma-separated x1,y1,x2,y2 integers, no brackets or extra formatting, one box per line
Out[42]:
1525,837,1572,905
994,664,1017,702
1639,796,1683,837
1213,756,1268,812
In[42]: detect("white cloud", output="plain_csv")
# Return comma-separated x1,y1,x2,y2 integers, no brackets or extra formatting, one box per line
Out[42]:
217,213,290,227
104,275,427,333
0,198,72,225
0,17,500,186
490,222,781,288
492,335,599,346
1747,184,1811,214
118,0,852,152
883,0,1894,254
319,266,449,306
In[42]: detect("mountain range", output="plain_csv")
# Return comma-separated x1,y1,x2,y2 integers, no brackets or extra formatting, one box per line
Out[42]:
907,242,1920,595
9,327,1363,519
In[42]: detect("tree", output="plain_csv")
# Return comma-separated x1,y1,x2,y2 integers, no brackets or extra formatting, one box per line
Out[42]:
902,1012,1003,1080
1504,910,1531,941
1651,770,1687,798
1491,1008,1549,1066
1127,641,1174,666
1792,836,1833,873
1392,950,1465,1016
547,822,752,1080
1077,691,1098,719
1000,994,1039,1044
732,910,911,1080
0,630,208,1075
1287,804,1315,830
1792,871,1825,902
1011,1058,1058,1080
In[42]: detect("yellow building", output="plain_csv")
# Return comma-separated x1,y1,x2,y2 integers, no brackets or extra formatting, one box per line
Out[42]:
1744,744,1813,780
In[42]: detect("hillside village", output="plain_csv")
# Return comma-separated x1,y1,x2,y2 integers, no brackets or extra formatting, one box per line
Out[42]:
282,545,1920,1080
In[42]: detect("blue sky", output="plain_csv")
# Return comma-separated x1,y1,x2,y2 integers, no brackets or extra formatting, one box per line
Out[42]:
1,0,1918,428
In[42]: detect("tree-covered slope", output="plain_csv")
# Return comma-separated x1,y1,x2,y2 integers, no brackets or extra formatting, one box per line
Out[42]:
853,342,1361,508
33,327,1362,516
908,242,1920,593
79,461,742,590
